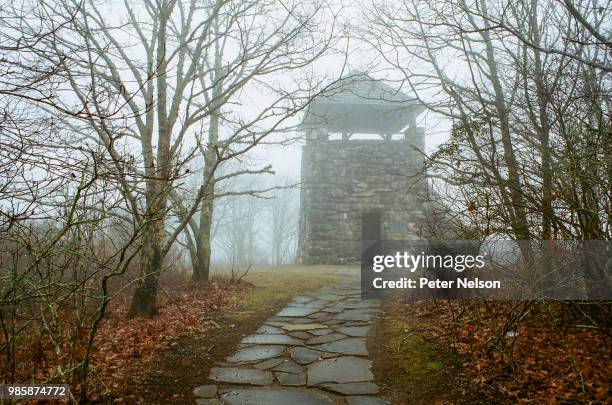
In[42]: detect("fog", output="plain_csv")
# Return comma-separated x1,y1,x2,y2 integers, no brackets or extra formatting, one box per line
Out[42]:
2,0,610,398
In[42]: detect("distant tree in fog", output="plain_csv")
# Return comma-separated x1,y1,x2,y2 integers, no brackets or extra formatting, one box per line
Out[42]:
269,184,299,265
214,195,262,267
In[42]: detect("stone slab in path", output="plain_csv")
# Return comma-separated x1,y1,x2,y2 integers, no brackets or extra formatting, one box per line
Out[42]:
241,334,303,346
307,312,334,321
209,367,274,385
319,382,379,395
335,326,370,337
306,356,373,386
220,387,333,405
291,318,322,325
277,306,319,317
311,338,368,356
289,331,312,340
275,371,306,386
334,302,378,309
305,333,347,345
282,323,328,331
226,345,286,363
265,321,288,327
273,359,303,374
253,358,285,370
333,311,373,322
302,300,327,309
290,347,324,364
309,329,333,336
256,325,284,335
321,307,343,313
199,274,385,404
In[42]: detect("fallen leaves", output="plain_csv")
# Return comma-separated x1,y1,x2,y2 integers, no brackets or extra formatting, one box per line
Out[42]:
399,300,611,404
88,280,250,399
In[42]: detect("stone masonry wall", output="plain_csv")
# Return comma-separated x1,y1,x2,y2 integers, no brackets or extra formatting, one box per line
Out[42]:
299,136,426,265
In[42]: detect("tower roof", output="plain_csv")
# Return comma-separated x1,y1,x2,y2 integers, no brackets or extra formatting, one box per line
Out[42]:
301,73,425,134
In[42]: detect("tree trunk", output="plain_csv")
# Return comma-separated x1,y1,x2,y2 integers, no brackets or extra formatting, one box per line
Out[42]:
192,47,222,281
193,190,214,281
191,105,218,281
479,8,531,242
128,6,171,316
193,105,218,281
529,0,555,240
127,219,164,317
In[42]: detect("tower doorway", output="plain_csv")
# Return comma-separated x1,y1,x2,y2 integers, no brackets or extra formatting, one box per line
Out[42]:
362,211,382,243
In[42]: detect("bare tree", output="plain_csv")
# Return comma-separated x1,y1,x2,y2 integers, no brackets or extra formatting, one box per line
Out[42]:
476,0,612,72
168,0,344,281
215,194,263,267
0,1,149,398
0,0,88,231
357,0,610,302
33,0,343,315
269,182,299,265
359,0,610,243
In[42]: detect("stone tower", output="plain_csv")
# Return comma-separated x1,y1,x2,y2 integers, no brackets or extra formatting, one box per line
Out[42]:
298,74,426,265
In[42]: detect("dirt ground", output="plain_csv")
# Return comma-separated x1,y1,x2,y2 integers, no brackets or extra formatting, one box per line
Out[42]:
118,304,273,404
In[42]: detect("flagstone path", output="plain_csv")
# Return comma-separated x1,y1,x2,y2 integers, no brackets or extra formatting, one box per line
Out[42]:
193,276,388,405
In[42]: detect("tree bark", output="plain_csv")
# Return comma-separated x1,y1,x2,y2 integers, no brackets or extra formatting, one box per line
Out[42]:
193,190,214,281
128,3,171,316
192,45,222,281
128,216,164,316
192,106,218,281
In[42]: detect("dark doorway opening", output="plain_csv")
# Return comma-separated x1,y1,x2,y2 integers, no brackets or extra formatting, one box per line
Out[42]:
362,211,382,243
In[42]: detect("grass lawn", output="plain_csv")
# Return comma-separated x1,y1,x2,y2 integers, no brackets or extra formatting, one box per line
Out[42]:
219,265,341,322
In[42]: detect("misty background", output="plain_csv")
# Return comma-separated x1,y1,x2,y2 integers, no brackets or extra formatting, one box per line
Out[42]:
2,0,610,399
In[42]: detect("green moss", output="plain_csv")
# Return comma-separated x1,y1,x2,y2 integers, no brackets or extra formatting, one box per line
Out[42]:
385,311,449,388
427,361,443,370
